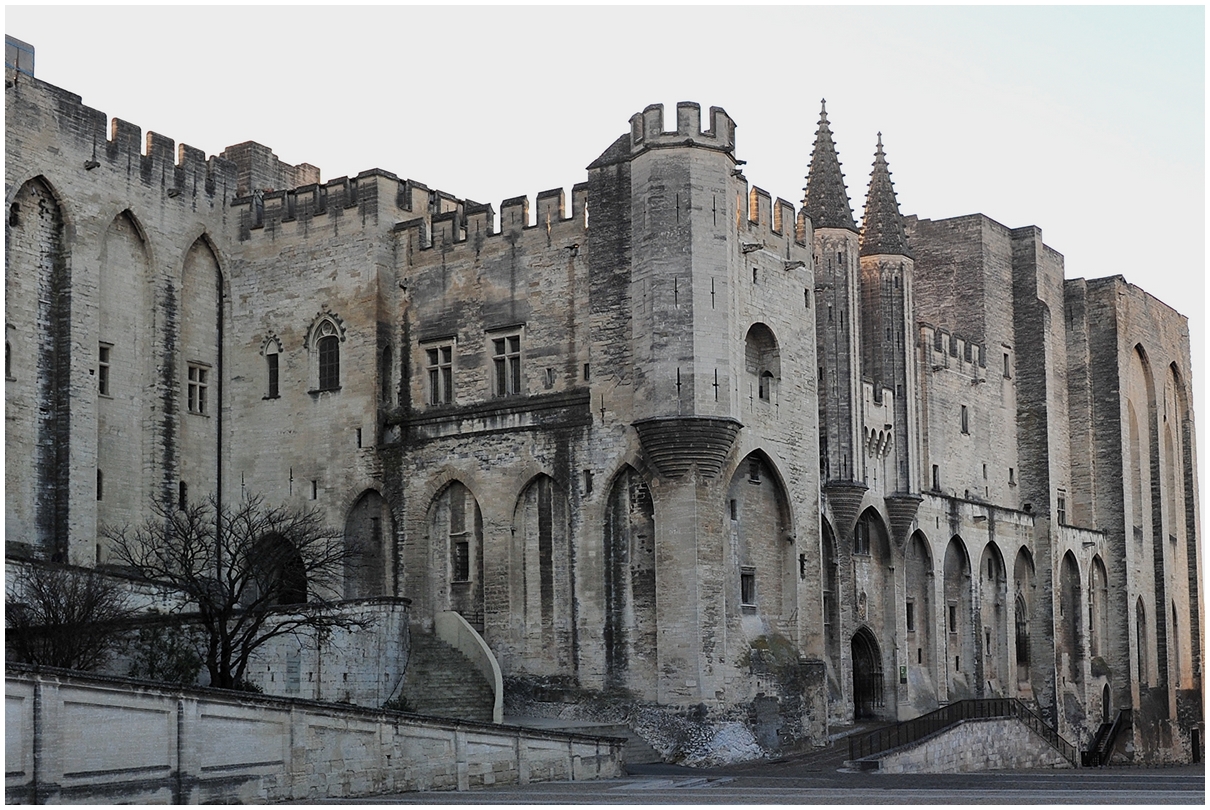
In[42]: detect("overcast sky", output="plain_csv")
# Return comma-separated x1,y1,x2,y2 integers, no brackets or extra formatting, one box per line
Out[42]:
7,5,1206,410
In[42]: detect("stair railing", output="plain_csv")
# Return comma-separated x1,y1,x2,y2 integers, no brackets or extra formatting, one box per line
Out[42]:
1085,709,1131,767
849,698,1079,767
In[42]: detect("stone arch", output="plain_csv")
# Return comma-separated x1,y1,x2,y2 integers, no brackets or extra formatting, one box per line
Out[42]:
343,489,392,599
429,481,483,625
1136,595,1150,686
726,451,796,624
249,533,307,606
510,474,575,676
944,536,974,698
905,531,934,683
1013,546,1036,687
1058,551,1083,685
978,542,1008,694
179,237,223,501
96,210,153,559
6,177,71,560
1132,344,1169,688
851,626,885,720
821,517,841,678
1089,555,1109,660
602,464,657,699
744,322,781,403
1166,362,1197,689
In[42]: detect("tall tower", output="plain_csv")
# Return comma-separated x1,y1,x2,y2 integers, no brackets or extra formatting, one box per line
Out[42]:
806,101,865,533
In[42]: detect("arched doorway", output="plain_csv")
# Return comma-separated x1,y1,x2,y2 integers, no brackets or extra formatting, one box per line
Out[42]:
852,627,884,719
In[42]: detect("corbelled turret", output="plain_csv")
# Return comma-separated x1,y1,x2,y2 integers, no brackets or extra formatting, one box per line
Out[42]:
859,133,910,257
803,100,856,232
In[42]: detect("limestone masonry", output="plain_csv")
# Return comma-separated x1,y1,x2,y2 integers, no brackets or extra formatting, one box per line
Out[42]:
5,37,1203,764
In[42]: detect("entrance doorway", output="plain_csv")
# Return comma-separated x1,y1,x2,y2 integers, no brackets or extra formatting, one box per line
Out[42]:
852,628,884,720
1102,683,1112,724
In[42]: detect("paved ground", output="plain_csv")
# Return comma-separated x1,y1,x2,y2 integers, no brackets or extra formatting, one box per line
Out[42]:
330,761,1205,805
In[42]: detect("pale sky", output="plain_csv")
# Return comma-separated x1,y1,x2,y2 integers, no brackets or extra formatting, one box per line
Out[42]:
6,4,1206,419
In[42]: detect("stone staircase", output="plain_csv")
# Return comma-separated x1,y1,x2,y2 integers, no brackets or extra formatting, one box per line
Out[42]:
400,631,495,723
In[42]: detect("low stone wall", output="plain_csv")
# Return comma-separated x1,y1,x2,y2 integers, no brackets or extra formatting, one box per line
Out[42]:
5,667,622,803
876,718,1072,774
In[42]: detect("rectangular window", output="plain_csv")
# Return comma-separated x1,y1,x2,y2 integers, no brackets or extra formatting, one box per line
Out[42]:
1057,494,1067,525
740,567,756,607
96,469,103,501
932,465,940,491
178,481,188,511
1009,467,1016,486
187,364,208,414
98,344,112,396
906,600,915,632
266,352,279,399
452,538,470,582
1003,352,1011,378
948,603,958,634
426,344,454,405
492,334,522,397
960,404,969,434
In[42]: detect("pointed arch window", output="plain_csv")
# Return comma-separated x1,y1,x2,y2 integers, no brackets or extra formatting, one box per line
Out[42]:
309,317,343,393
265,343,280,399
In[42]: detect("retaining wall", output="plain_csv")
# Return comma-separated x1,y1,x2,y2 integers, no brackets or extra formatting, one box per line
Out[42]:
5,666,622,803
876,717,1072,773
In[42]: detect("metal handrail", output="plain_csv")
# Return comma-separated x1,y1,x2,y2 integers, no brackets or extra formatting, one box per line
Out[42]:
849,698,1080,767
1086,709,1131,767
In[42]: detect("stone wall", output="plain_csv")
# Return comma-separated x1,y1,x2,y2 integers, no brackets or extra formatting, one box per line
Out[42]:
5,666,622,803
876,717,1072,773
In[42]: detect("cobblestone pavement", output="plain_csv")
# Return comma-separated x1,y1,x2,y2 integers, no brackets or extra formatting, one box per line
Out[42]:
328,762,1205,804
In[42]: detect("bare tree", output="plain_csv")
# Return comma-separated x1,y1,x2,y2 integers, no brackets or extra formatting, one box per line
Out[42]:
104,494,361,690
6,564,135,671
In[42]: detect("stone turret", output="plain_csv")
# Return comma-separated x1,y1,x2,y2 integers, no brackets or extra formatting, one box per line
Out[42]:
858,133,921,510
803,101,857,232
859,134,910,258
807,101,865,515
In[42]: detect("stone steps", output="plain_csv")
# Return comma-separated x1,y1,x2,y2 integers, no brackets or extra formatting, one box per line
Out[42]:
401,630,495,724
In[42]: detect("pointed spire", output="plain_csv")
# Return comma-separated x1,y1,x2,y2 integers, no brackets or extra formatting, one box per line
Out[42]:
859,132,911,257
803,99,857,232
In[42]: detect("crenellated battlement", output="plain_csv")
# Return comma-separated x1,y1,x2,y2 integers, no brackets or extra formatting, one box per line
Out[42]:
627,101,736,155
739,186,809,247
395,183,589,261
918,322,987,376
6,65,238,199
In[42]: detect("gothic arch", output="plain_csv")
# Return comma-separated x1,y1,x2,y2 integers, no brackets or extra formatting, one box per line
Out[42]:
905,531,934,677
427,480,484,625
96,210,153,558
178,237,223,501
851,627,885,719
821,517,840,675
978,542,1008,693
1089,555,1109,660
6,177,71,560
744,323,781,403
944,536,974,698
1058,551,1083,685
602,464,657,699
1013,546,1036,687
726,451,796,623
510,474,575,676
248,533,307,606
343,489,392,599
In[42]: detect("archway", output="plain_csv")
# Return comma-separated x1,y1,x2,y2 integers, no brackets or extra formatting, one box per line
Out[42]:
852,627,884,719
343,489,391,599
603,465,656,699
428,481,483,626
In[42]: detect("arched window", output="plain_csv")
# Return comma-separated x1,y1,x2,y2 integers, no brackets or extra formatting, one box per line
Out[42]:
744,323,780,404
310,318,342,392
265,342,280,399
759,370,774,401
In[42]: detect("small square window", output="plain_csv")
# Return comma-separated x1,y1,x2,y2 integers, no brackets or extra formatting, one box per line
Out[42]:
187,363,209,414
